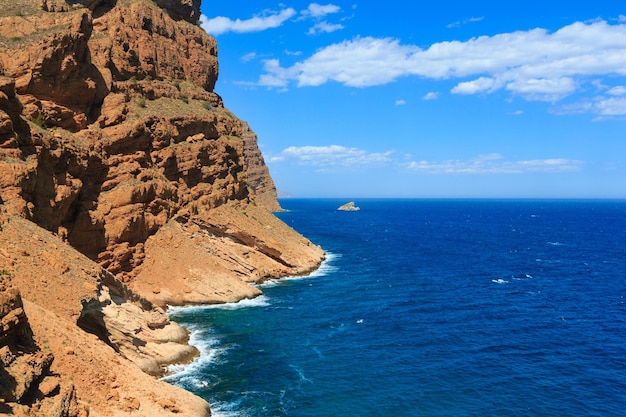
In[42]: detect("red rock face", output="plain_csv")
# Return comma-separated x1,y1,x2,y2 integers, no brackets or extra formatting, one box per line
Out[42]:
89,1,217,90
0,0,323,282
241,121,283,212
0,2,324,415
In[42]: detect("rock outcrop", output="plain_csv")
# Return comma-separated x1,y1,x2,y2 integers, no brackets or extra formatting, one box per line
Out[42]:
0,212,212,415
0,0,325,415
337,201,360,211
241,121,283,212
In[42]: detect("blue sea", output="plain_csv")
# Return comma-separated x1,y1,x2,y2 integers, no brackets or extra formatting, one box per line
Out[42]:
163,199,626,416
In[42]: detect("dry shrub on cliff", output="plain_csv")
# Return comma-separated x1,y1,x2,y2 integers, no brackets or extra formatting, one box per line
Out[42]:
0,0,41,17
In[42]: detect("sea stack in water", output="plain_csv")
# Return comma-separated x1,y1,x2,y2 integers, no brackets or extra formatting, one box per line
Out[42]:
337,201,360,211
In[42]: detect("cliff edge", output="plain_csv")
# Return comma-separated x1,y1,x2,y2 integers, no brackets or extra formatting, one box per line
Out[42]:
0,0,324,415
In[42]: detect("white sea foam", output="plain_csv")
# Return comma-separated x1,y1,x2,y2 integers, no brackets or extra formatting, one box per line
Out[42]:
205,295,270,310
507,273,533,281
257,252,340,288
208,402,242,417
492,279,509,284
167,295,270,315
290,364,313,386
160,326,225,388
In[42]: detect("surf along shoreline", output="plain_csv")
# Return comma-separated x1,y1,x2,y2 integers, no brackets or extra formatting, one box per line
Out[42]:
160,253,335,392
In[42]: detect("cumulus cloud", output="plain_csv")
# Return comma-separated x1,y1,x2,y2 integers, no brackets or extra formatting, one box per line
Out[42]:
301,3,341,18
259,37,418,87
395,99,406,105
200,3,343,36
269,145,393,168
300,3,344,35
607,86,626,95
200,8,296,35
257,19,626,103
308,21,344,35
271,146,583,175
593,97,626,115
552,94,626,118
405,154,583,174
423,92,440,100
451,77,497,95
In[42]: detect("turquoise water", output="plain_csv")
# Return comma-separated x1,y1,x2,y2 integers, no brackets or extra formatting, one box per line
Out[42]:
164,199,626,416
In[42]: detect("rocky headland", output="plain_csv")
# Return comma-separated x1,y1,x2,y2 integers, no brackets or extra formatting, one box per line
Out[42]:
0,0,325,415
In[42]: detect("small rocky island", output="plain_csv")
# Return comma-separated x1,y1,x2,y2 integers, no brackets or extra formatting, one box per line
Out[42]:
337,201,360,211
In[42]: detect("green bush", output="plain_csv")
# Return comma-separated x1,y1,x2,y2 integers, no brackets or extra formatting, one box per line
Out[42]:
32,114,47,129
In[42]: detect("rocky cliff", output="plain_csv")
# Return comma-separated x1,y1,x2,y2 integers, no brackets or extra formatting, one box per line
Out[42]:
0,0,324,415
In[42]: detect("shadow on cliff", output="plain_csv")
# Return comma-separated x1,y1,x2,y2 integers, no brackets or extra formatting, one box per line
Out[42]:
0,280,52,407
22,136,110,260
68,0,118,18
25,11,111,129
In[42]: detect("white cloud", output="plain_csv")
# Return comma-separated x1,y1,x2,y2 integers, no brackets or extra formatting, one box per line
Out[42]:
451,77,497,95
200,8,296,35
423,91,440,100
395,99,406,105
241,52,257,62
505,77,577,101
405,154,583,174
308,21,344,35
593,97,626,115
270,145,393,168
607,86,626,95
271,146,584,175
300,4,344,35
446,16,484,29
260,37,419,88
552,94,626,118
257,19,626,104
301,3,341,18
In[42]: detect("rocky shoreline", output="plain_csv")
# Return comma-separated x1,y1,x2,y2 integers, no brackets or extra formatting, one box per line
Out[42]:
0,0,324,415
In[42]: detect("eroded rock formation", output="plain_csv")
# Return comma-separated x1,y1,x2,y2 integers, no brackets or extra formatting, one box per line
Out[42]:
0,0,325,415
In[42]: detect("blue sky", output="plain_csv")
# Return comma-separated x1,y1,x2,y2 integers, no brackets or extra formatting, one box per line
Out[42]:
199,1,626,198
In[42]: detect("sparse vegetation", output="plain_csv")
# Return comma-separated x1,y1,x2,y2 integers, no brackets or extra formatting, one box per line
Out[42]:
0,0,42,18
138,95,146,108
202,101,213,111
31,114,47,129
132,96,224,119
180,94,189,104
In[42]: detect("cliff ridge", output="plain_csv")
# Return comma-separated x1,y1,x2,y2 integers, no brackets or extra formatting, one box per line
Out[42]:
0,0,324,415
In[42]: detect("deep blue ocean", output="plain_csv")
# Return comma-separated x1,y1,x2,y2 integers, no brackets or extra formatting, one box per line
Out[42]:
163,199,626,416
